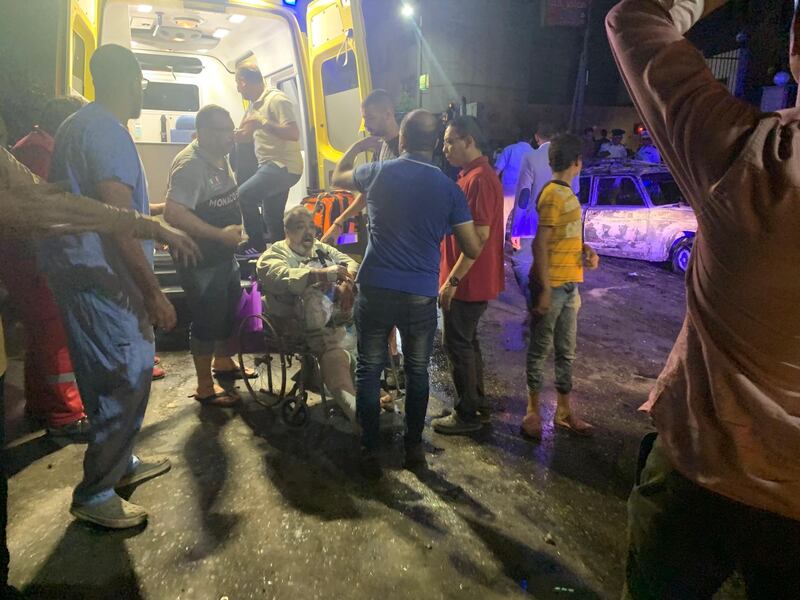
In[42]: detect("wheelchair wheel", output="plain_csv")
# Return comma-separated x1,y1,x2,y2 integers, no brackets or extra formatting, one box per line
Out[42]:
238,315,288,408
281,393,310,428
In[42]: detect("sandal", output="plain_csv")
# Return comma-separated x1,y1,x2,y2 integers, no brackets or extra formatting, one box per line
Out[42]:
554,412,594,437
190,390,241,407
212,367,257,380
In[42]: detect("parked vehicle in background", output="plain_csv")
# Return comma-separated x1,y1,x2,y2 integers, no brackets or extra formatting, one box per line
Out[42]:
580,160,696,273
508,159,697,273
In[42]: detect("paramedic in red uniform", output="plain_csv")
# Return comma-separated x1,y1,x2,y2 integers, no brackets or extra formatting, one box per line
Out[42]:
0,96,90,439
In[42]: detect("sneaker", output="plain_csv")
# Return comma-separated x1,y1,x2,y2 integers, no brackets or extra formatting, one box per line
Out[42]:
235,244,265,260
403,442,426,470
70,495,148,529
476,407,492,424
432,413,482,436
116,456,171,489
47,417,92,442
359,448,383,481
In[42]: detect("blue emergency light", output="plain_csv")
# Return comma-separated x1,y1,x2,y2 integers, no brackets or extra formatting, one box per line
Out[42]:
283,0,297,6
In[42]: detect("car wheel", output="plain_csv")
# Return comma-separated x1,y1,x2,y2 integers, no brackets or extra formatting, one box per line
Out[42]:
671,238,693,273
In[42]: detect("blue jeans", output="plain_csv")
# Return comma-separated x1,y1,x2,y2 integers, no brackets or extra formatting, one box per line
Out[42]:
54,288,155,506
356,286,437,450
526,283,580,394
238,162,301,249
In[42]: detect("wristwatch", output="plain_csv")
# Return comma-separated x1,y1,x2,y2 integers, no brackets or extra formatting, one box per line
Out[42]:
448,276,460,287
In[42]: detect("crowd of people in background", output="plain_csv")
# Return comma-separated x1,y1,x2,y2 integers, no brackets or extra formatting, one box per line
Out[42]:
2,0,800,596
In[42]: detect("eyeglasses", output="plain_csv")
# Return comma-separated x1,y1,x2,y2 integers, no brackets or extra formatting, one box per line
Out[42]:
141,79,149,91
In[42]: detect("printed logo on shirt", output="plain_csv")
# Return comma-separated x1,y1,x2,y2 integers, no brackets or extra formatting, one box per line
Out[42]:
206,188,239,209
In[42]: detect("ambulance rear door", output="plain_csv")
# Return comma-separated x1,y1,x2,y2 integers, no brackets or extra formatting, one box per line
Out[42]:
306,0,372,189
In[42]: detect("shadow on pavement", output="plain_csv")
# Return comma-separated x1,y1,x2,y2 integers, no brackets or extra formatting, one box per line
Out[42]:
22,521,145,600
182,404,240,562
462,516,603,600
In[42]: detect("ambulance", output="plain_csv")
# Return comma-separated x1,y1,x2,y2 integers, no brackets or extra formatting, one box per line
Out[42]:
6,0,373,206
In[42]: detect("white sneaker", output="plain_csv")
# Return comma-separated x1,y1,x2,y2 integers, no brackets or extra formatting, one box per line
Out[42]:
70,495,148,529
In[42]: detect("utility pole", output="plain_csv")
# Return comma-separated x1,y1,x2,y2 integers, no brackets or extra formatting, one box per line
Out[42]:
569,1,593,132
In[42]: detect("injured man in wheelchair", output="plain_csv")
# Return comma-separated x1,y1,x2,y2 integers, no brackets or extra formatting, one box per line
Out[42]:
256,206,363,429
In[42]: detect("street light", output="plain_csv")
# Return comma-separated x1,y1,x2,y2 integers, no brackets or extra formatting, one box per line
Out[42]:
401,3,423,108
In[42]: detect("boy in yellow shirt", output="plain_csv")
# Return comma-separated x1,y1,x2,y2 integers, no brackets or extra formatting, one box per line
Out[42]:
522,134,599,441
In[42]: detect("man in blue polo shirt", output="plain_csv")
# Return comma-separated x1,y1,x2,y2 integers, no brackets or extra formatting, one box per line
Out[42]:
332,109,483,479
39,45,176,529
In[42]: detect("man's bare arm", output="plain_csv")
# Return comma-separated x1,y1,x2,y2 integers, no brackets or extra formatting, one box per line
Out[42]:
445,225,490,283
321,194,366,244
332,137,382,191
96,180,176,331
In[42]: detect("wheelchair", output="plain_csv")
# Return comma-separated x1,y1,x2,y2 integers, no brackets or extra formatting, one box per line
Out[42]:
237,307,330,429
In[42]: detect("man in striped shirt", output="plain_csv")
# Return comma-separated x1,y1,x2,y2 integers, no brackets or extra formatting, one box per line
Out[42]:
521,133,599,441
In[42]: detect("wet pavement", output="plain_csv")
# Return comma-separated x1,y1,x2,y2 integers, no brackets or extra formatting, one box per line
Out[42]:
4,253,748,599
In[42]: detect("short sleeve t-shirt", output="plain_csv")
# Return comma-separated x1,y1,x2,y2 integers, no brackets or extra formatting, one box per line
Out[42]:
167,141,241,267
353,154,473,297
39,102,152,285
440,156,505,302
247,88,303,175
537,180,584,287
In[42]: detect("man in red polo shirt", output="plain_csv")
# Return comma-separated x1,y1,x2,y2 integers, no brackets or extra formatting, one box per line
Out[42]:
433,116,505,435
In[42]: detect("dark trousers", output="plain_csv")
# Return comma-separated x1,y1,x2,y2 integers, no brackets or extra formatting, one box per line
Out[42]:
0,374,8,590
178,258,241,357
355,286,437,450
442,299,487,420
624,436,800,599
237,162,301,250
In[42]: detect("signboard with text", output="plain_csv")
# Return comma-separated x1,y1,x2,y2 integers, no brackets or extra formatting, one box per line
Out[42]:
544,0,589,27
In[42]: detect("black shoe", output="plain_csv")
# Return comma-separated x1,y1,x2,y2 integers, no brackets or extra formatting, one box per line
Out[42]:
403,442,426,470
47,417,91,442
360,449,383,481
476,407,492,424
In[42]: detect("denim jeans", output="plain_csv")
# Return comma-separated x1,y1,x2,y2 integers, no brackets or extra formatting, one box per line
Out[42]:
238,162,301,249
442,299,488,420
526,282,580,394
355,286,437,450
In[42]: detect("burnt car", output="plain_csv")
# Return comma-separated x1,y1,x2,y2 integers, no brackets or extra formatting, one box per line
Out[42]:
580,161,695,273
509,160,696,273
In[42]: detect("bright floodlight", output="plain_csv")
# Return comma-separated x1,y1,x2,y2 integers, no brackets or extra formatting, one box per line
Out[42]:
401,4,415,18
137,4,153,13
228,14,246,24
212,28,231,39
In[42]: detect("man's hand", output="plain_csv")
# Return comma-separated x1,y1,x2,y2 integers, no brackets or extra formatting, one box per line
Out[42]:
219,224,247,249
582,244,600,270
159,223,201,268
351,136,383,155
321,221,344,245
144,290,177,331
533,286,552,316
313,265,353,284
438,283,457,311
335,281,356,313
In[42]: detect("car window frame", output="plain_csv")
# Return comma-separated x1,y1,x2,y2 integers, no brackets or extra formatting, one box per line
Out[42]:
592,175,649,209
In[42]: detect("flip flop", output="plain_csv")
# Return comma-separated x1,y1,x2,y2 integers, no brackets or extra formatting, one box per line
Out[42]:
212,367,257,380
190,390,241,407
519,412,542,442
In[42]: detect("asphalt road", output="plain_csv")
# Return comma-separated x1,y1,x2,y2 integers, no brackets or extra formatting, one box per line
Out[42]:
3,254,748,599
